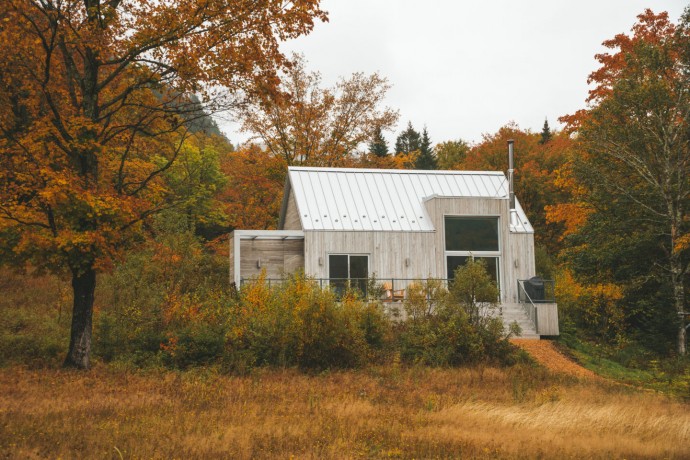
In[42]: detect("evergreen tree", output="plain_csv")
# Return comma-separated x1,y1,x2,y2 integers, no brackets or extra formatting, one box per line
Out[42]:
395,121,421,155
415,127,437,170
540,118,552,144
368,126,389,157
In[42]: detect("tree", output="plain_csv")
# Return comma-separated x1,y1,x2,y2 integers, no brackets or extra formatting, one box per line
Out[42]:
395,122,421,156
0,0,326,369
559,9,690,354
218,144,287,231
435,139,470,170
368,126,390,157
540,118,552,144
415,127,437,170
237,54,398,166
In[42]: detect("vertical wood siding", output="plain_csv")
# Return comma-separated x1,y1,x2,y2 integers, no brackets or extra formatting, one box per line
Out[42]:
304,231,438,283
282,189,302,230
233,238,305,281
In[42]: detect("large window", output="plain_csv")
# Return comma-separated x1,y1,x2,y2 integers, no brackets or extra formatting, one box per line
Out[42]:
444,217,501,289
329,254,368,297
445,217,499,251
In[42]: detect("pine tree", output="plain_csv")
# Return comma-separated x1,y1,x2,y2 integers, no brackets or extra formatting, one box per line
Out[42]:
368,126,389,157
415,127,437,169
540,118,552,144
395,121,421,155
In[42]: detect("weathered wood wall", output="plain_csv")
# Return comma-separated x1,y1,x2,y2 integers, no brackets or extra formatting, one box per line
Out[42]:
304,231,438,282
282,188,302,230
536,303,559,335
229,236,304,283
506,232,536,302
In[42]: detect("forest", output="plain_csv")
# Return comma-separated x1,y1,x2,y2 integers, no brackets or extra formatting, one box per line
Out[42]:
1,1,690,458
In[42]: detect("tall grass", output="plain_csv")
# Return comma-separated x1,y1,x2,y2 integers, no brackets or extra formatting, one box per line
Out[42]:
0,365,687,459
0,268,71,367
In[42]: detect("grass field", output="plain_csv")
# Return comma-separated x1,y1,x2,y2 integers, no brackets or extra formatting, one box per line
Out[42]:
1,363,688,459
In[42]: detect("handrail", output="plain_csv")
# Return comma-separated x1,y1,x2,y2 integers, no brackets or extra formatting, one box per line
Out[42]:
517,280,539,333
517,279,555,303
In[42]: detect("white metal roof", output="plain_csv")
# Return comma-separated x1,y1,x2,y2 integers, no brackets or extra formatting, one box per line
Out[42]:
286,167,533,233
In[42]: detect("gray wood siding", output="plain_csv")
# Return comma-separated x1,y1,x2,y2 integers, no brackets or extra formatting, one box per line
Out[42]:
239,239,304,280
536,303,559,335
506,232,536,302
304,231,439,282
282,189,302,230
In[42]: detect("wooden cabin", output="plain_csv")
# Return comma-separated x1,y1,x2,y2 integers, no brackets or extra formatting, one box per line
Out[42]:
229,165,558,337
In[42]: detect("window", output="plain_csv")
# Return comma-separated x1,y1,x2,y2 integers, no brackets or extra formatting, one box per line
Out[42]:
329,254,368,297
445,217,499,251
446,255,499,284
444,216,501,289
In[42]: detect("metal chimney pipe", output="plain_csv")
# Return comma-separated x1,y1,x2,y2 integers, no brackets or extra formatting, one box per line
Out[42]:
507,139,515,211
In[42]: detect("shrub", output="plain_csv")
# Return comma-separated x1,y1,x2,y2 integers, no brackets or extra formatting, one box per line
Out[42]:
398,261,519,366
231,274,391,371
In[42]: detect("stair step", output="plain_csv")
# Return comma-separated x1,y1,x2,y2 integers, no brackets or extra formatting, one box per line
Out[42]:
500,302,539,338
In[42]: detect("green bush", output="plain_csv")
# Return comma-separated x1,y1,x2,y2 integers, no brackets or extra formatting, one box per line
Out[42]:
398,261,520,366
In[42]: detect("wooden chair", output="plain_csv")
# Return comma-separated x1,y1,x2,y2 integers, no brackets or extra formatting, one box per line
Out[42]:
381,282,405,302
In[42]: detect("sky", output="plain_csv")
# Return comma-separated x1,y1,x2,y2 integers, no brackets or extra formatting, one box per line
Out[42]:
218,0,687,148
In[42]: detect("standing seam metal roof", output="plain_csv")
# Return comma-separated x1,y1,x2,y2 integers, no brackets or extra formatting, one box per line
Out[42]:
287,167,533,233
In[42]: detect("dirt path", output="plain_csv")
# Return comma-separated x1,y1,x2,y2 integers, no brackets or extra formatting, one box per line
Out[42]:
511,339,600,379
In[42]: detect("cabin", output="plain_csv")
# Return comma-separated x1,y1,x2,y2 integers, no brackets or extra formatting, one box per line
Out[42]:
229,161,559,337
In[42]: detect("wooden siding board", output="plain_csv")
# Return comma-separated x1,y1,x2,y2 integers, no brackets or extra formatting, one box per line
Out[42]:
304,230,438,282
282,189,303,230
536,303,559,335
239,239,304,281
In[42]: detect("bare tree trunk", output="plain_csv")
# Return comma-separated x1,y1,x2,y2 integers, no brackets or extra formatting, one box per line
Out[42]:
63,265,96,369
670,216,687,356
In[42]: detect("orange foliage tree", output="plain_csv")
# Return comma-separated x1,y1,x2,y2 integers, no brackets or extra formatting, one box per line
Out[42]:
219,144,288,232
0,0,326,368
237,54,399,167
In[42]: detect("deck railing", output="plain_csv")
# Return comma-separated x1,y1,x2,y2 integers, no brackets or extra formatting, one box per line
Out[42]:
516,279,556,333
239,277,451,302
517,279,555,303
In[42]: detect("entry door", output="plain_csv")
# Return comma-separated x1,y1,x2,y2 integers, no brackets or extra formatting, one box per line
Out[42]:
329,254,368,297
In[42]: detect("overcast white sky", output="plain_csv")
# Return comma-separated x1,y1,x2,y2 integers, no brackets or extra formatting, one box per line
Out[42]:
219,1,687,148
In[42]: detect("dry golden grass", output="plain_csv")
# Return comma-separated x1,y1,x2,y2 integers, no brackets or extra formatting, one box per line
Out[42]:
1,364,688,459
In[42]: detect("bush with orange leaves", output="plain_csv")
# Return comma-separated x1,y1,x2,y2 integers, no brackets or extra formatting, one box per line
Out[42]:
228,272,391,371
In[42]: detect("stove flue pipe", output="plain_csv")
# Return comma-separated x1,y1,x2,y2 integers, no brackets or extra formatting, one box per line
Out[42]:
507,139,517,227
507,139,515,210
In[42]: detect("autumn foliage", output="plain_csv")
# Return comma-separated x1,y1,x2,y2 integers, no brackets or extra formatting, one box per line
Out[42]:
0,0,327,368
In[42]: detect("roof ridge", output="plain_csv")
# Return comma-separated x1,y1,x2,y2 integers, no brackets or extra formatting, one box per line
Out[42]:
288,166,505,176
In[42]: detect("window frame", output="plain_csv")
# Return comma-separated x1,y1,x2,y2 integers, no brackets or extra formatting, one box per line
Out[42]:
443,215,502,291
327,253,370,296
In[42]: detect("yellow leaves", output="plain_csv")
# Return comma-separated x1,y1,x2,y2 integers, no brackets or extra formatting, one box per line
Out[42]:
673,233,690,253
556,268,625,338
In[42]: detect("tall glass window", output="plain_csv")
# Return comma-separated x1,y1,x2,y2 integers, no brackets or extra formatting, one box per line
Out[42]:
444,216,501,290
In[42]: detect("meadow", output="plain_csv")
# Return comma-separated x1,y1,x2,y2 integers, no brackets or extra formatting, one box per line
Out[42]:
0,363,688,459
